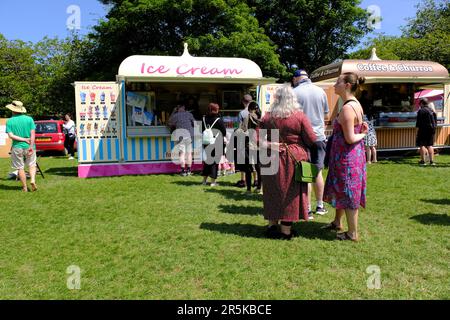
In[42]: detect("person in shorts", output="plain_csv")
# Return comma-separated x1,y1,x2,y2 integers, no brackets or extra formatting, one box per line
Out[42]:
5,101,38,192
416,98,437,166
293,70,330,218
168,104,195,176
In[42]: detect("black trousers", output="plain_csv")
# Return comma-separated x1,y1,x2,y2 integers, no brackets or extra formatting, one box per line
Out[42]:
244,164,261,191
64,134,76,156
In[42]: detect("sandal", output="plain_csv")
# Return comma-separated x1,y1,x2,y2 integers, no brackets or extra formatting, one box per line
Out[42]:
321,222,343,231
31,183,38,192
336,232,358,242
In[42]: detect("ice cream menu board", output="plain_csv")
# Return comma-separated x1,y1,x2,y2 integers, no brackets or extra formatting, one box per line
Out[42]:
76,83,119,139
258,83,283,115
74,82,121,163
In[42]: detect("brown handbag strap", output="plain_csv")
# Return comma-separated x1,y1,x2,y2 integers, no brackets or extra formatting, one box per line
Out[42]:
270,117,300,165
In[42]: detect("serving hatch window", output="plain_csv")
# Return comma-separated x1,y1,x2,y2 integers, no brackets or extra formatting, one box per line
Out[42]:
126,91,156,126
124,82,251,131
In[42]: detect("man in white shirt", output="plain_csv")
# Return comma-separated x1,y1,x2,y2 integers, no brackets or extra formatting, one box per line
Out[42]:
293,70,330,218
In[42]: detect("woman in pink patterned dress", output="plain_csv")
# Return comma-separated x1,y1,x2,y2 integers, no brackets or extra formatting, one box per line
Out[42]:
260,85,316,240
323,72,368,241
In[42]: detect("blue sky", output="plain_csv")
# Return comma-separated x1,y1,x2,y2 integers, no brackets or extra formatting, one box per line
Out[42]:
0,0,109,42
0,0,422,45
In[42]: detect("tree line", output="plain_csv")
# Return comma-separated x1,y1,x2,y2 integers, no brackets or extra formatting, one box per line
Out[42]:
0,0,448,118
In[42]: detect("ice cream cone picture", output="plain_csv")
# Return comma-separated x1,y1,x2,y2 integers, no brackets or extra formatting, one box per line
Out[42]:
80,92,87,104
100,92,106,104
100,123,106,135
95,105,100,119
88,106,93,119
80,112,86,121
110,91,116,103
112,123,117,136
94,122,98,136
90,92,96,104
102,105,108,119
79,123,85,136
110,105,116,119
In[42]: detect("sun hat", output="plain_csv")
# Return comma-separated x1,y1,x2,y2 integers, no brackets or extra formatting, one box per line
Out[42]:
6,100,27,113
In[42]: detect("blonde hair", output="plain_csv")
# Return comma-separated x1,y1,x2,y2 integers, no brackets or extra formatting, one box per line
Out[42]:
270,84,301,118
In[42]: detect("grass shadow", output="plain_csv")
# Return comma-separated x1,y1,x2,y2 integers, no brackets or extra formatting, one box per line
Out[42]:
409,213,450,226
44,166,78,177
420,199,450,206
200,222,268,239
294,221,338,241
0,183,22,191
200,221,336,241
378,156,450,168
204,188,263,201
217,204,262,216
172,180,238,187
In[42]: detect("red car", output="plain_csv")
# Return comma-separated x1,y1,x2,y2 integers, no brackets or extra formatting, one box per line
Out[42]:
35,120,76,155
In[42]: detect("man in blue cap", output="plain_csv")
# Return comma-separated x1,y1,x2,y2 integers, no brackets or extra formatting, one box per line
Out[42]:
293,70,329,219
291,69,308,88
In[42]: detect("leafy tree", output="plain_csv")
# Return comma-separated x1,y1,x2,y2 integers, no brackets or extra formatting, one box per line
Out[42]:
33,35,93,117
0,34,41,117
347,35,401,60
402,0,449,38
349,0,450,70
0,34,92,118
87,0,285,80
248,0,370,77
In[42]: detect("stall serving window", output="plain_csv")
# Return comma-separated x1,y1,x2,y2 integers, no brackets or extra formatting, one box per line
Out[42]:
358,83,419,127
124,82,252,136
126,91,155,126
361,83,415,113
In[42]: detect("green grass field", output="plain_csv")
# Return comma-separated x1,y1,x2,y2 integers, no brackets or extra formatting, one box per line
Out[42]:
0,153,449,299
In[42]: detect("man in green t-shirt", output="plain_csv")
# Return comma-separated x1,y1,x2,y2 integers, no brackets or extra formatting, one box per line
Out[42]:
5,101,37,192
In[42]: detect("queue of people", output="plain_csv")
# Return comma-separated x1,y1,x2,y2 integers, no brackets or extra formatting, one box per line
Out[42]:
4,70,437,243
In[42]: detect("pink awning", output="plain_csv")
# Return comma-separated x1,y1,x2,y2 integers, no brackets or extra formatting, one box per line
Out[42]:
414,89,443,99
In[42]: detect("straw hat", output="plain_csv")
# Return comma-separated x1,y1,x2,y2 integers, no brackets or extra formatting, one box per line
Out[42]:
5,100,27,113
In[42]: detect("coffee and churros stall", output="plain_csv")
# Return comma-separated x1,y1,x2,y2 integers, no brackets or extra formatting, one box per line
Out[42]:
310,49,450,150
74,44,274,178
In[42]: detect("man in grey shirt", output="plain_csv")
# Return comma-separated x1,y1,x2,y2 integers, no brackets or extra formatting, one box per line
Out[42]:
293,70,329,218
168,104,195,176
236,94,253,187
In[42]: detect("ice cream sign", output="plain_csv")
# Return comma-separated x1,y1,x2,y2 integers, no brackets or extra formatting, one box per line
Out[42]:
118,44,263,79
139,62,244,77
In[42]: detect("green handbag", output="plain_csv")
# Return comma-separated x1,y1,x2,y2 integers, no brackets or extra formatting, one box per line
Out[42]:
270,117,319,183
295,161,319,183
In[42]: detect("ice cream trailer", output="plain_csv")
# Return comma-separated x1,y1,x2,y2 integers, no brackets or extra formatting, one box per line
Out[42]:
74,44,274,178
